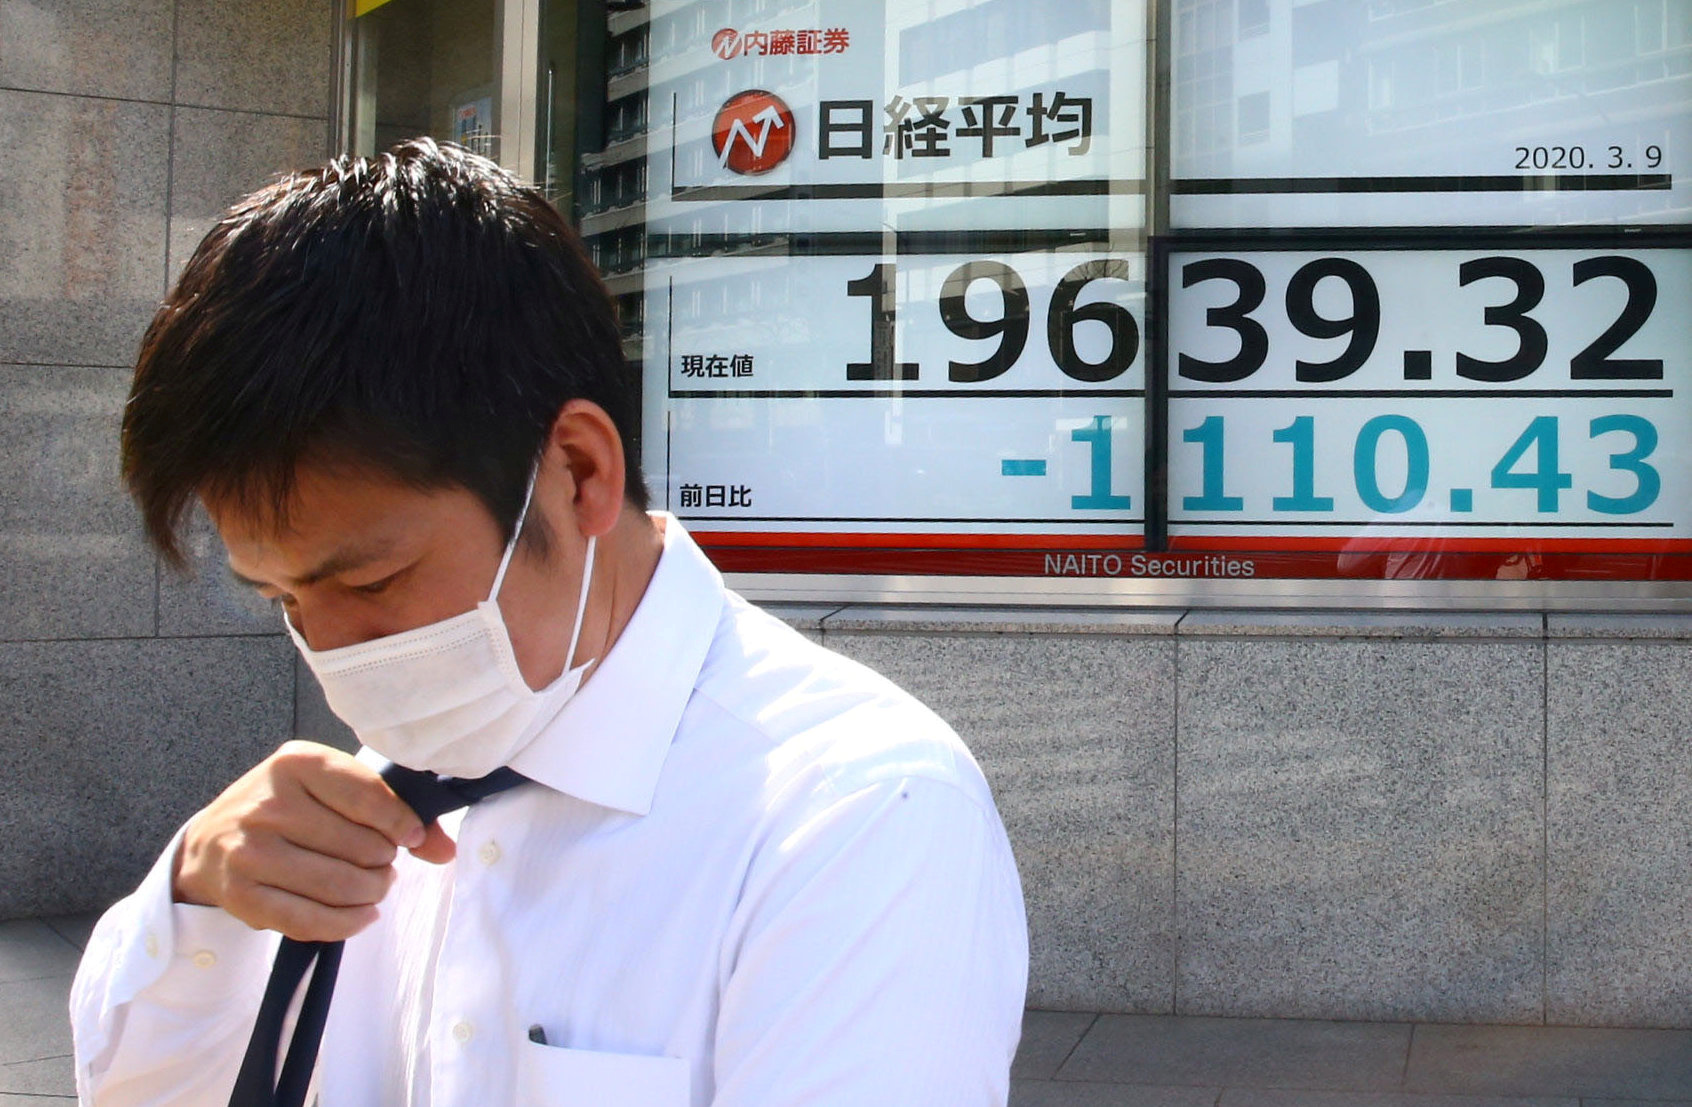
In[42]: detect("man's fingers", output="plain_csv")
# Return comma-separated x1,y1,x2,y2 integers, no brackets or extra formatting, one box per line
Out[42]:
407,821,457,866
283,745,425,849
269,814,398,871
173,741,423,925
243,884,380,944
226,834,396,911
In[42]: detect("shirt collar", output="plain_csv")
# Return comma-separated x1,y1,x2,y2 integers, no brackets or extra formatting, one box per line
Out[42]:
508,514,722,816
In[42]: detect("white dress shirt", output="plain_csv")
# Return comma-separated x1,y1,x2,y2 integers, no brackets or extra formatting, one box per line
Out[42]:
71,517,1029,1106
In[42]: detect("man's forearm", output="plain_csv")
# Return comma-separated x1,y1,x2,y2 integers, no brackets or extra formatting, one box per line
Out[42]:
72,827,277,1106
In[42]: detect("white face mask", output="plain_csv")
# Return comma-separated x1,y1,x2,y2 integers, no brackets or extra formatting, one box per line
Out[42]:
286,470,595,778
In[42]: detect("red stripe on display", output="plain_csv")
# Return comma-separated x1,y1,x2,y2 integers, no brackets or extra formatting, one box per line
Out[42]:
690,531,1142,550
1166,536,1692,554
696,542,1692,581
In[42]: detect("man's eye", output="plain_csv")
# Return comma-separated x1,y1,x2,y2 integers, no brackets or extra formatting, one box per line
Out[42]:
352,575,397,596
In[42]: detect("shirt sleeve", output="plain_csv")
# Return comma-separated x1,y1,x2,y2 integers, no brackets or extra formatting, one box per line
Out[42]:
709,775,1029,1107
70,824,279,1106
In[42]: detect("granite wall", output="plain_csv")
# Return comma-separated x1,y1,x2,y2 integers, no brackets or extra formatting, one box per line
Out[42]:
774,606,1692,1030
0,0,347,918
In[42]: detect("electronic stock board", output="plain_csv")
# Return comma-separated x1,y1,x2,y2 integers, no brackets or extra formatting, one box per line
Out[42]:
641,0,1690,582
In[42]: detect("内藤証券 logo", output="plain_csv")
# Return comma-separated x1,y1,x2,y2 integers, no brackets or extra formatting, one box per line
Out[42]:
712,90,796,175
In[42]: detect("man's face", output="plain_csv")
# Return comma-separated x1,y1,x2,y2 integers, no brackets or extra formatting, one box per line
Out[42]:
211,463,509,653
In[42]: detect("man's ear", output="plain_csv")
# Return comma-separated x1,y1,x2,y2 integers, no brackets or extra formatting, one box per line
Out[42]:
544,399,627,539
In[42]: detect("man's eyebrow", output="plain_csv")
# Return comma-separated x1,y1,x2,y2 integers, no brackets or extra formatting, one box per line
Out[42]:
227,542,397,590
227,566,268,591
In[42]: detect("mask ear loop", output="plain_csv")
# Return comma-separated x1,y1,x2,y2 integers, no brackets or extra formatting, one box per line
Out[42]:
488,464,541,602
563,536,596,671
488,462,596,673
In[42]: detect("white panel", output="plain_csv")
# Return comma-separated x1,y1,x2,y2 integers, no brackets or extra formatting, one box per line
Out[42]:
641,0,1150,552
1166,246,1692,541
1169,0,1692,227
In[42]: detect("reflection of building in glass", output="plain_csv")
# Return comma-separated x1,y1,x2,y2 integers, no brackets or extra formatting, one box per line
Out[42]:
1172,0,1253,173
576,2,652,352
623,1,1133,371
1360,1,1690,145
616,0,828,344
1172,0,1690,219
882,0,1117,226
579,0,832,348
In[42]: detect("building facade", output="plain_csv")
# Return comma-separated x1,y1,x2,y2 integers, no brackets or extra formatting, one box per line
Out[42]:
6,0,1692,1028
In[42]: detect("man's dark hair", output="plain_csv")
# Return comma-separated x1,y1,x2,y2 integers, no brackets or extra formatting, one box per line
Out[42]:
123,137,647,567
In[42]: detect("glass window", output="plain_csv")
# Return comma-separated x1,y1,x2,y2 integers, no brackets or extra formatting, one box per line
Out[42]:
1238,0,1269,37
400,0,1692,594
1674,0,1692,47
574,0,1152,576
349,0,503,160
1637,0,1665,54
1237,91,1270,143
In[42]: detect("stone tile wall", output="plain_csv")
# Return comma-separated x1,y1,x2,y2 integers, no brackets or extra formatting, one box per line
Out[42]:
835,626,1178,1013
820,607,1692,1029
0,0,343,918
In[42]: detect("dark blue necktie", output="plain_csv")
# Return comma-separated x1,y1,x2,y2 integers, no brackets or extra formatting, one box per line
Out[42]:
227,762,528,1107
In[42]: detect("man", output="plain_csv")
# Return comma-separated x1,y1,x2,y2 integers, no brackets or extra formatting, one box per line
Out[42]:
70,139,1027,1105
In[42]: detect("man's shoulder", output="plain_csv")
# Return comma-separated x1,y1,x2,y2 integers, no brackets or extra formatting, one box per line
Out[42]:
679,592,991,814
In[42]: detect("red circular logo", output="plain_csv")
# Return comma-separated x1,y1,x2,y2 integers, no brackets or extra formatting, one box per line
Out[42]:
711,90,796,176
712,28,743,60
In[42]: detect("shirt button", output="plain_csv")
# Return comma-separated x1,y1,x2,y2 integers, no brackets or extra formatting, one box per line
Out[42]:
451,1020,475,1044
144,932,160,959
192,950,217,968
477,840,502,866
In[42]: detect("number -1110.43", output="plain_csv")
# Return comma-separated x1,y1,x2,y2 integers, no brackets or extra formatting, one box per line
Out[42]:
1181,413,1660,517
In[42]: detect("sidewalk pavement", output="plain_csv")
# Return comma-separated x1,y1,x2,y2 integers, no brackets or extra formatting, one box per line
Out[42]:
1,915,91,1105
7,916,1692,1106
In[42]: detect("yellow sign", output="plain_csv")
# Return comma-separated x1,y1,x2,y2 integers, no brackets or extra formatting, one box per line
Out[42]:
354,0,397,16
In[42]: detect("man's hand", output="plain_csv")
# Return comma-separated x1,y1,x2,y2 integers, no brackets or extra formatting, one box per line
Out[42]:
172,741,456,941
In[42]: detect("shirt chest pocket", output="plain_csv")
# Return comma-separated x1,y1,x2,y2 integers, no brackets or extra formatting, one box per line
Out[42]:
517,1041,691,1106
